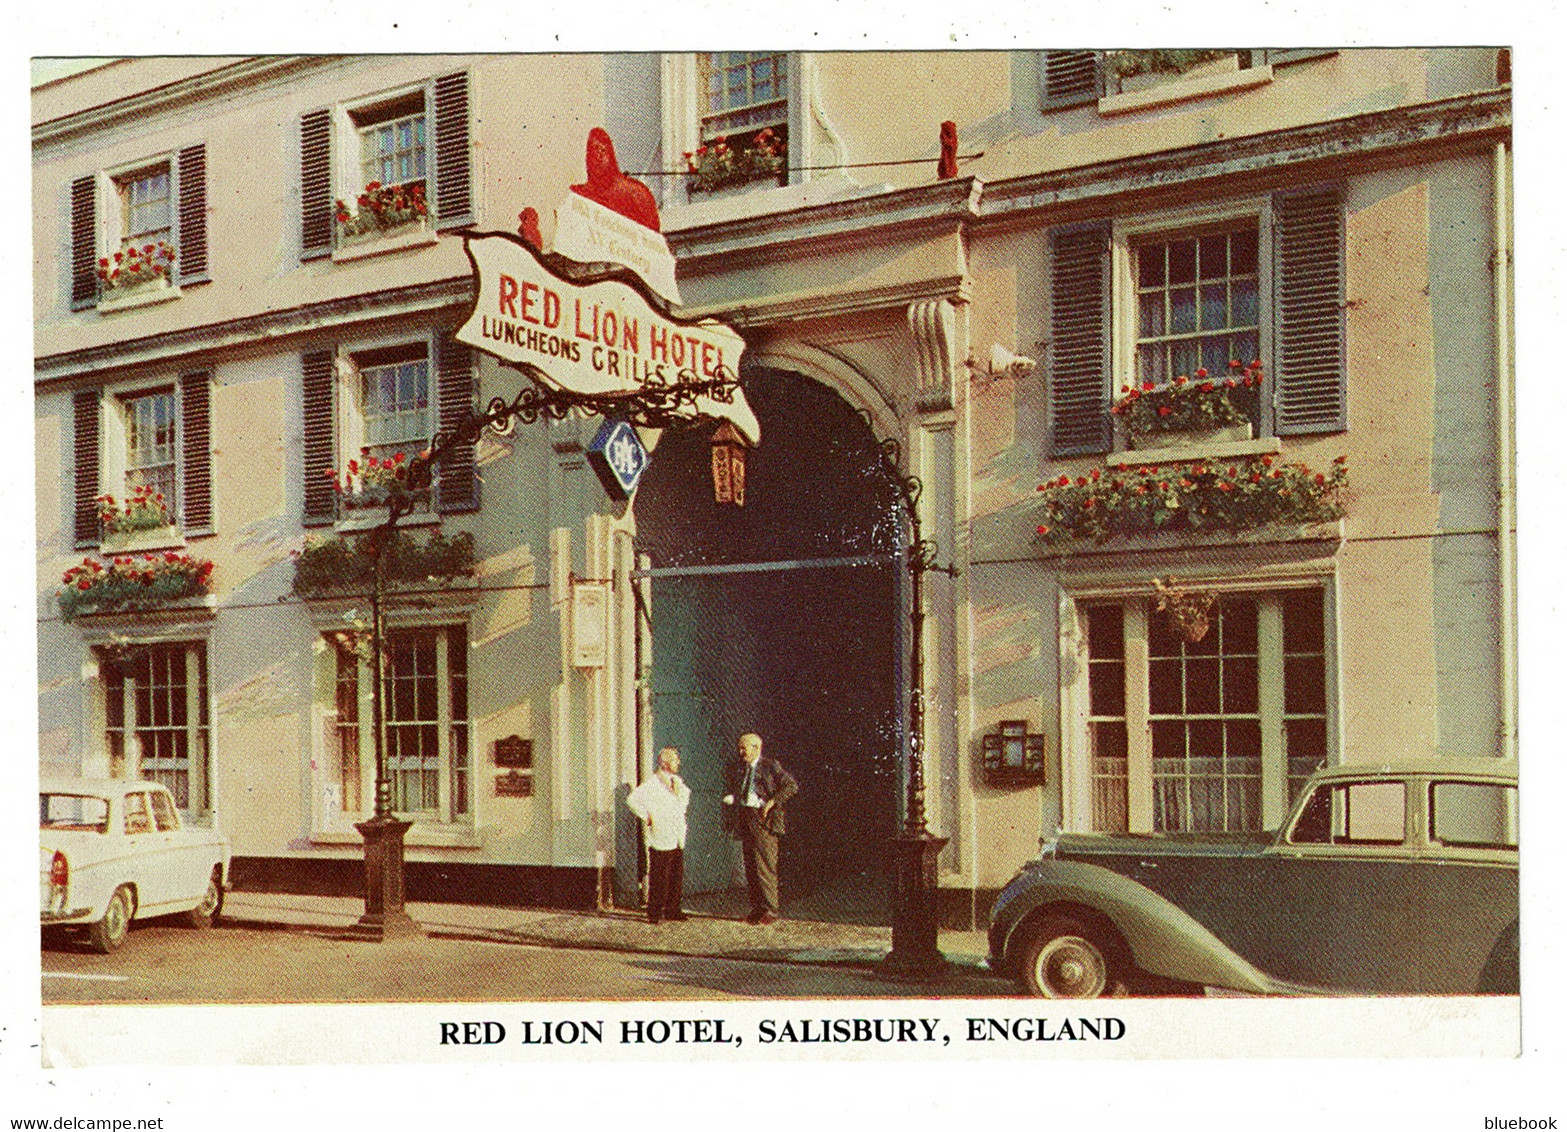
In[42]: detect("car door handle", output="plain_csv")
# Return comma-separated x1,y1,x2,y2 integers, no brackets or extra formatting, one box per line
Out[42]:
1138,859,1158,869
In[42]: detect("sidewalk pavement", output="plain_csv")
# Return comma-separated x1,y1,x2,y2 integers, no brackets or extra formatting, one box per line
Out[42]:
224,890,1001,982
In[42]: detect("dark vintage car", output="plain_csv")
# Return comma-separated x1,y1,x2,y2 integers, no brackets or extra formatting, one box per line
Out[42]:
988,759,1518,997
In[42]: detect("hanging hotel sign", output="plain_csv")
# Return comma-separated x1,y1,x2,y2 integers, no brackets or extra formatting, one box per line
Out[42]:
456,231,759,444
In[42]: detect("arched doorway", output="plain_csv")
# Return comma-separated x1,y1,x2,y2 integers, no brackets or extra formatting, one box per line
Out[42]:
634,368,902,924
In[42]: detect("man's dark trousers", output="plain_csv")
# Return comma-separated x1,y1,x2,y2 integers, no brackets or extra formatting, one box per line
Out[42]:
738,807,780,917
646,847,684,922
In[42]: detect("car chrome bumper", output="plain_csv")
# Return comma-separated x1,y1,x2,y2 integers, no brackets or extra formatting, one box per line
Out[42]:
40,908,94,925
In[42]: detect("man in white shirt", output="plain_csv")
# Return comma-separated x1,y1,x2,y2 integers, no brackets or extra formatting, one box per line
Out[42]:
625,747,691,924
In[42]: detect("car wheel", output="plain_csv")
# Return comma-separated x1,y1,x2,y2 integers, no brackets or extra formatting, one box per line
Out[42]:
87,886,134,955
184,868,223,929
1017,916,1123,998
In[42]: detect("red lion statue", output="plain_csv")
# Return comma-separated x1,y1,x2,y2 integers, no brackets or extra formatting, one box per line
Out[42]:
570,127,661,233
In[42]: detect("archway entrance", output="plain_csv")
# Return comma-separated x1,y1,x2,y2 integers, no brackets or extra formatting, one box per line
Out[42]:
634,369,902,924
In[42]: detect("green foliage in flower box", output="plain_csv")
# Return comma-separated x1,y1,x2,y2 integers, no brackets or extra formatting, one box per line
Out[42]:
98,240,177,292
1114,361,1263,436
335,180,429,238
97,484,172,535
291,529,477,599
57,552,213,621
1107,49,1236,79
684,127,787,194
1034,453,1347,547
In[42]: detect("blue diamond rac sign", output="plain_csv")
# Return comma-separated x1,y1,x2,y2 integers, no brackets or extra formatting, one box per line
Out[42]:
587,419,649,500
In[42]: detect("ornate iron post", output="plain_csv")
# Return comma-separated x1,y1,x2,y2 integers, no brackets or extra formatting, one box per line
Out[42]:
352,500,419,939
865,429,956,978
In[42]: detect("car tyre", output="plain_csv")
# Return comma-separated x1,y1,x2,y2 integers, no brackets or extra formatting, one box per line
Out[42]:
1017,916,1125,998
87,885,134,954
184,868,223,930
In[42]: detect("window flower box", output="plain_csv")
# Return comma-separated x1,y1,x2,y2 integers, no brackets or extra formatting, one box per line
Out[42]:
1116,360,1264,450
101,527,184,555
684,127,788,195
332,179,429,243
97,487,180,550
1108,50,1239,93
98,239,177,295
1034,452,1348,548
57,552,214,622
291,529,477,601
1131,421,1254,450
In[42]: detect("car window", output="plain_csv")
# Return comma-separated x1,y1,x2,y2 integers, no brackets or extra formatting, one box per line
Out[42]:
123,792,154,835
39,793,110,833
1288,781,1407,846
1431,781,1518,849
149,790,180,832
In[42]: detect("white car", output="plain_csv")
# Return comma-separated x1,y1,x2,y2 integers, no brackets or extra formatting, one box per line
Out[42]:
40,778,231,953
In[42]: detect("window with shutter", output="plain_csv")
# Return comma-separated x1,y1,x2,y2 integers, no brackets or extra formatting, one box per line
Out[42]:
435,331,478,512
73,389,101,547
1042,51,1102,110
74,376,213,545
1067,190,1345,449
1272,186,1346,434
303,73,473,257
69,146,208,309
176,145,209,286
300,109,333,260
302,350,338,525
180,371,213,534
70,177,98,310
433,72,473,229
1048,221,1113,456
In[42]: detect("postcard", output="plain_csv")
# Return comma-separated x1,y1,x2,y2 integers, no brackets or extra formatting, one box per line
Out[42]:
11,11,1565,1129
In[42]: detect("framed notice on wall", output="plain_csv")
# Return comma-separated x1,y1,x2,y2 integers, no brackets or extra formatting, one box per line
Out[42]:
572,582,608,668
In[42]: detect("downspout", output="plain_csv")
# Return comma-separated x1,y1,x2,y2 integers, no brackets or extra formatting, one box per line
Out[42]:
1494,141,1516,761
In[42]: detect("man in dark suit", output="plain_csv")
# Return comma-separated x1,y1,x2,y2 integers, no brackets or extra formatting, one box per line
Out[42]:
723,732,798,925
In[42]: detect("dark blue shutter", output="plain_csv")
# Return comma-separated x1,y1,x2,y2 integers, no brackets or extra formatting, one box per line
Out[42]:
176,144,209,286
435,331,478,512
180,371,213,534
302,351,337,525
73,389,101,548
300,110,332,260
1042,51,1102,111
70,176,97,310
1048,221,1113,456
1273,185,1347,434
433,72,473,230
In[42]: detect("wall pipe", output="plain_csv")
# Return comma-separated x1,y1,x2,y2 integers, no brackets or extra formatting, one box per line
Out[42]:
1494,141,1516,761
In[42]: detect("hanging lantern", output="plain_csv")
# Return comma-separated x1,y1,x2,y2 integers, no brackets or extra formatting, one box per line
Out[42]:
710,420,751,506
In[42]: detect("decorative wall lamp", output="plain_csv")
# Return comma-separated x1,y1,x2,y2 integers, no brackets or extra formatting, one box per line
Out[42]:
987,344,1038,379
710,419,752,506
981,720,1047,787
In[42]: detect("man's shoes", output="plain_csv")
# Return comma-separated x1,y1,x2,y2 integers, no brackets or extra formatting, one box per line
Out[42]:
755,912,782,926
646,916,661,925
665,912,689,922
745,911,765,924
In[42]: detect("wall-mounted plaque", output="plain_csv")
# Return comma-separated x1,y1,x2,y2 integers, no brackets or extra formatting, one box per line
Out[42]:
494,735,533,769
495,771,533,798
